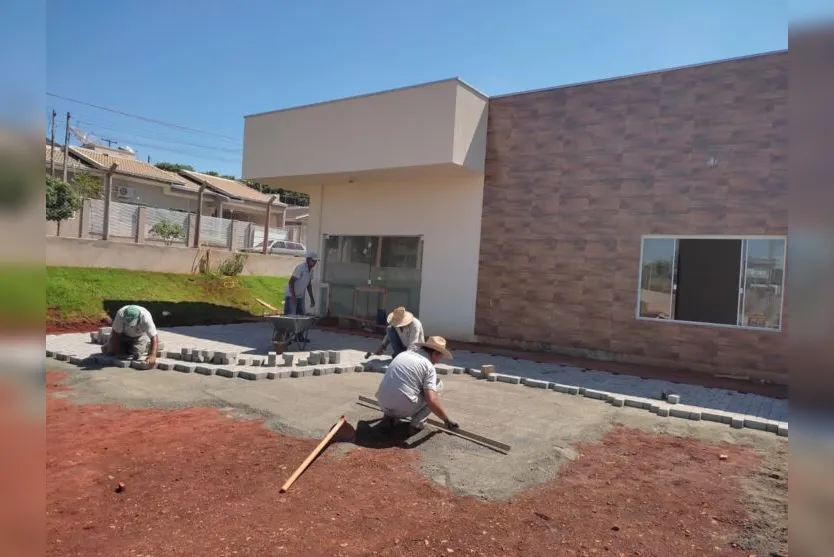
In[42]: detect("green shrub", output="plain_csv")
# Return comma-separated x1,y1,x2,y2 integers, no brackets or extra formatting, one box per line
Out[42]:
149,220,185,245
218,252,248,276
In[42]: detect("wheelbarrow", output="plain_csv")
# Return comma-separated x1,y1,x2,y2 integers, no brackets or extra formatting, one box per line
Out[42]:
266,314,319,353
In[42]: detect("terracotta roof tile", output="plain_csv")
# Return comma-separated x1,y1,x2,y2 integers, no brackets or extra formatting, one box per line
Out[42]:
45,145,91,170
71,147,192,187
179,170,285,205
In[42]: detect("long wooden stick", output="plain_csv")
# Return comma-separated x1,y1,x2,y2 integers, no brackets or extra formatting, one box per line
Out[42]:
280,416,347,493
356,395,511,454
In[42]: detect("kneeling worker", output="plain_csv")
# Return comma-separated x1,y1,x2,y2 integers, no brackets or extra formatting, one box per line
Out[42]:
374,306,424,357
103,304,159,366
375,336,459,435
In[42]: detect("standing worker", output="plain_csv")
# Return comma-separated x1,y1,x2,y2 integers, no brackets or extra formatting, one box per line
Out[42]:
374,306,424,357
284,251,319,315
375,336,459,435
102,304,159,366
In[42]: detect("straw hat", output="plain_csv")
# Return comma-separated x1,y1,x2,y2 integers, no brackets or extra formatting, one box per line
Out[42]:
387,306,414,328
419,336,453,359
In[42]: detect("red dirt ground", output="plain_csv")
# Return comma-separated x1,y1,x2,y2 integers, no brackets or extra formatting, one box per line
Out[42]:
46,371,766,557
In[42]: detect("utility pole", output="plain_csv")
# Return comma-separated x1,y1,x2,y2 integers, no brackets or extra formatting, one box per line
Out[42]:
62,112,71,182
49,110,57,176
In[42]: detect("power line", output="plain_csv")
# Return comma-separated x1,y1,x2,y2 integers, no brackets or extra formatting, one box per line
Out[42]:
46,92,241,141
77,119,242,153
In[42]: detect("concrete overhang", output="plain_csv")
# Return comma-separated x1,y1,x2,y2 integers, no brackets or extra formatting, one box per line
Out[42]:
242,78,488,188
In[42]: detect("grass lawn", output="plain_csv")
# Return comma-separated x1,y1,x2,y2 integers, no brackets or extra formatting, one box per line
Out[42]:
47,267,288,331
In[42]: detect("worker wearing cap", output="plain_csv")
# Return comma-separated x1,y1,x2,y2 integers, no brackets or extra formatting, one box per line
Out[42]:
284,250,319,316
374,306,424,357
376,336,459,434
103,304,159,366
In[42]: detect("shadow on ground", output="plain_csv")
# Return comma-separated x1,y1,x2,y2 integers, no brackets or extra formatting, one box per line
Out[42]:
350,419,438,450
103,300,258,329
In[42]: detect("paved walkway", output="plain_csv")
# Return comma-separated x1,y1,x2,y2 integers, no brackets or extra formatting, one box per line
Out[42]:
45,322,788,426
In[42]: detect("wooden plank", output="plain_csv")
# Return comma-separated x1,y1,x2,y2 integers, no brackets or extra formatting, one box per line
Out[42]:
356,395,511,454
280,416,347,493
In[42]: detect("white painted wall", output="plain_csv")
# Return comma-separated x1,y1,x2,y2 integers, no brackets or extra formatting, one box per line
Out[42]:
243,79,488,183
306,174,484,341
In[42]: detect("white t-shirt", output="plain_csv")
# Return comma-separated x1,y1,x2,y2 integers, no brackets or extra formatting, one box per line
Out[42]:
376,350,438,411
284,261,313,298
112,306,157,339
395,318,425,351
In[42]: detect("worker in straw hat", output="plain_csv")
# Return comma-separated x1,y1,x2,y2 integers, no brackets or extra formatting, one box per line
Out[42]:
375,336,459,435
374,306,425,358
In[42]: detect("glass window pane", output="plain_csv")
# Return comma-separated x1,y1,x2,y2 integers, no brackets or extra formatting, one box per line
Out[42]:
380,237,420,268
742,239,786,329
341,236,378,265
638,238,675,319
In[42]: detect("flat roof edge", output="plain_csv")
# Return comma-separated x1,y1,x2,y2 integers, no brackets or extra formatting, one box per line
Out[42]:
244,77,486,119
491,49,788,100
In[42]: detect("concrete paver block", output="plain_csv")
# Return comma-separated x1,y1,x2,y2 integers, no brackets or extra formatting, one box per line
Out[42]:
624,398,647,409
334,366,346,374
130,361,151,370
354,365,364,372
481,364,496,377
267,352,277,366
744,417,768,431
486,374,498,382
90,332,99,343
765,420,779,433
69,356,84,365
194,366,215,376
452,367,464,374
522,378,549,389
55,352,69,361
583,389,606,400
216,368,236,378
239,370,268,380
496,374,521,385
291,369,310,378
328,351,341,364
731,417,744,429
181,348,190,356
99,327,112,335
156,362,173,370
700,410,726,423
46,349,55,358
296,359,308,366
657,408,670,417
669,408,690,419
283,354,294,366
166,351,181,360
308,352,321,365
435,365,450,375
268,370,291,379
777,423,788,437
237,357,250,366
667,394,680,404
611,397,625,407
250,358,263,366
688,411,702,421
174,363,195,373
468,369,484,379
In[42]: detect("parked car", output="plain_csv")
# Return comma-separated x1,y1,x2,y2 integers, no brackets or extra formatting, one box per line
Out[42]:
241,240,306,257
270,240,306,257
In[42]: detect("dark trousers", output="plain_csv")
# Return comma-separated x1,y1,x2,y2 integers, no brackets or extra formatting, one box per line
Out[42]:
386,326,407,357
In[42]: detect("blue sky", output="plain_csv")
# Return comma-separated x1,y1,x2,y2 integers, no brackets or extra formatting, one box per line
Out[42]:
41,0,798,177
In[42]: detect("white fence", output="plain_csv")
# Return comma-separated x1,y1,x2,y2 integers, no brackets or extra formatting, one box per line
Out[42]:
87,199,286,250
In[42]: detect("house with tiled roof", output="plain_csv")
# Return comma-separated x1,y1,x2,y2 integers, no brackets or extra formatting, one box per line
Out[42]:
178,170,287,228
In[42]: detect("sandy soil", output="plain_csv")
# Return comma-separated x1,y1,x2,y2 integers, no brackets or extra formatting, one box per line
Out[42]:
46,369,788,557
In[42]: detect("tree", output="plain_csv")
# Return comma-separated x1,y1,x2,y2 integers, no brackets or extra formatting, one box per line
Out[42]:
46,175,80,235
155,162,194,173
70,171,103,199
148,220,185,246
241,180,309,206
203,170,220,177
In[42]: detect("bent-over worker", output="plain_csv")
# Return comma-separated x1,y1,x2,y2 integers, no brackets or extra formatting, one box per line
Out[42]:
375,336,459,435
103,304,159,366
284,251,319,315
374,306,424,357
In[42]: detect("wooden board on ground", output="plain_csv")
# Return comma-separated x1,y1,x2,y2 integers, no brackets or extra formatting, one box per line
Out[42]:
255,298,280,314
357,395,511,455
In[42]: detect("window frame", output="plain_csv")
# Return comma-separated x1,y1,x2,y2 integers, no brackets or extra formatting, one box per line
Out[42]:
635,234,787,332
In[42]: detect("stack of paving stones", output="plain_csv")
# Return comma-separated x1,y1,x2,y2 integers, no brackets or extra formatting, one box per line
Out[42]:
47,334,788,438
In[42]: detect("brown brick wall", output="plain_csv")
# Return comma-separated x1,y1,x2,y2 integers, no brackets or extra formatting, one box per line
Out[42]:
475,52,788,382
